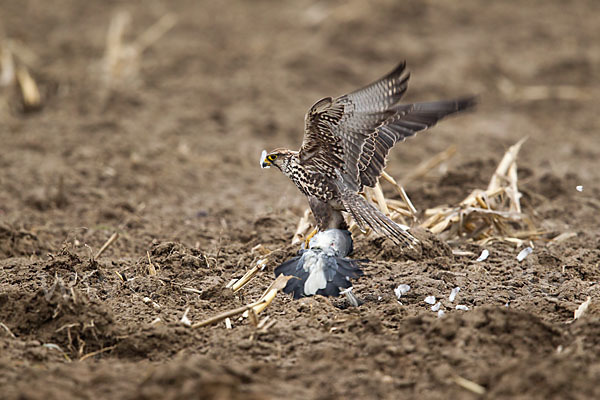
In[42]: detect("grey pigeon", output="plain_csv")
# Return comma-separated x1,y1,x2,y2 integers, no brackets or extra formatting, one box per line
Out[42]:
274,229,363,299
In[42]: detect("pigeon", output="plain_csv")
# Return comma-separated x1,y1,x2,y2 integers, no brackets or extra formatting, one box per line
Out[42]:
274,229,363,299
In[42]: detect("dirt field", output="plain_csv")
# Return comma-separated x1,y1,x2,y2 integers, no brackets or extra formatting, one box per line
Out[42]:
1,0,599,399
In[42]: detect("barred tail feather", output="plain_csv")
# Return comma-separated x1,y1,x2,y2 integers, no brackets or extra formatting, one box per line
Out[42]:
342,190,418,248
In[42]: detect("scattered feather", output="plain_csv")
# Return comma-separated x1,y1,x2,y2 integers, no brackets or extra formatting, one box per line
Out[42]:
574,297,591,320
517,247,533,262
394,284,411,299
340,286,359,307
476,249,489,262
180,307,191,326
449,287,460,302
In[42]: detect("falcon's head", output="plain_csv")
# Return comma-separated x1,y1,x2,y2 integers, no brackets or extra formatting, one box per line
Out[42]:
260,148,296,170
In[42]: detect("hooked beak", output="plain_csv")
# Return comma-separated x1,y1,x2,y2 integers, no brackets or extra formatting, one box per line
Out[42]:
260,149,271,169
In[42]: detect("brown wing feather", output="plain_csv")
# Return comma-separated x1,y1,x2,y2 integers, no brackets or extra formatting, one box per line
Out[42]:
299,62,411,190
358,97,477,188
298,62,475,194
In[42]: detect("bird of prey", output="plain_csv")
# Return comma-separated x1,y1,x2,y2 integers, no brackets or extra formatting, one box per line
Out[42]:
261,62,475,247
274,228,363,299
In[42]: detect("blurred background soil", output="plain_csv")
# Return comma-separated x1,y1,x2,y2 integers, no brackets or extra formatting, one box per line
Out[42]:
1,0,599,399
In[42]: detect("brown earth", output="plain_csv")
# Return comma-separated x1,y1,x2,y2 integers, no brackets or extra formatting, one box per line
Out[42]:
1,0,600,399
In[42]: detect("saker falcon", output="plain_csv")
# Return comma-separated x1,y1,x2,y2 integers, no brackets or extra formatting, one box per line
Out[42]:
261,62,475,247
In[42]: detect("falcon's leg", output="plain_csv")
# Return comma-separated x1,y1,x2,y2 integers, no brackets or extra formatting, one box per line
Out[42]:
340,190,419,248
304,227,318,249
308,197,347,231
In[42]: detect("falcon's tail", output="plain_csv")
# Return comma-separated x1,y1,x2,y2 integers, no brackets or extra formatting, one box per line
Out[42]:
341,190,419,248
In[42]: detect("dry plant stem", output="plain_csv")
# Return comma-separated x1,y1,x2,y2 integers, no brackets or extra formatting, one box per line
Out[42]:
248,308,259,326
487,137,527,193
79,345,117,361
133,13,178,53
103,11,130,85
231,265,260,292
0,44,15,86
292,208,312,245
102,11,177,91
548,232,577,246
574,297,592,320
146,251,157,276
0,322,16,339
192,299,269,328
387,205,412,217
16,66,41,110
507,161,521,213
453,375,486,395
401,145,456,185
193,275,292,329
370,183,390,215
94,232,119,260
381,171,417,215
418,138,541,244
252,289,277,314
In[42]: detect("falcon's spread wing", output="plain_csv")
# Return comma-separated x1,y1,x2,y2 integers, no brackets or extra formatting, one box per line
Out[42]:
299,62,475,191
298,62,475,246
299,62,410,190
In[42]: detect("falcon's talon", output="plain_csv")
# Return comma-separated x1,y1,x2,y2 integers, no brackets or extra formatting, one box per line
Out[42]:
261,61,475,245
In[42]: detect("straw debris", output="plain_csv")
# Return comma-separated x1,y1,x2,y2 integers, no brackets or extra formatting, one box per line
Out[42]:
419,138,541,244
1,39,43,112
100,11,177,95
192,275,293,329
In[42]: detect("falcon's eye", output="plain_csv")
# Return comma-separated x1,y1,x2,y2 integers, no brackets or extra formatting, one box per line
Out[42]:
267,154,278,162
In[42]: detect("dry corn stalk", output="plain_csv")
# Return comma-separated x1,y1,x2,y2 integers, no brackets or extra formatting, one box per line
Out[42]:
102,11,177,88
1,39,42,111
229,244,275,292
292,208,313,245
192,274,293,329
420,137,541,244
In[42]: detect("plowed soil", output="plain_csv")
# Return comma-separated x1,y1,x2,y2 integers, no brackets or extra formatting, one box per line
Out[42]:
1,1,599,399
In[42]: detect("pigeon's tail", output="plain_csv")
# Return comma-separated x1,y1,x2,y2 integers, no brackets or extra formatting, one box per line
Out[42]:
274,255,307,299
317,257,363,297
274,252,363,299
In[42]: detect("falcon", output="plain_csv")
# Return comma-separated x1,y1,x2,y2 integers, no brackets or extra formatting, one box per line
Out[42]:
261,62,475,247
